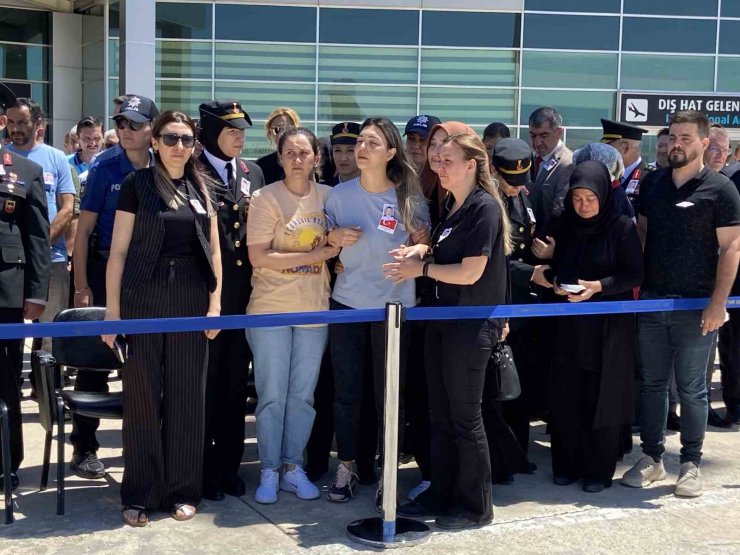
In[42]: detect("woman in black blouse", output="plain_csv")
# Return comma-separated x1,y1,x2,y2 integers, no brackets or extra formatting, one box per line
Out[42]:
102,111,222,526
386,133,513,530
543,160,643,493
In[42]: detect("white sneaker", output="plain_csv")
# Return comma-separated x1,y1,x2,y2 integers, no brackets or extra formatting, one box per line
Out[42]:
281,466,320,500
675,462,702,498
621,455,667,488
255,468,279,504
407,480,431,501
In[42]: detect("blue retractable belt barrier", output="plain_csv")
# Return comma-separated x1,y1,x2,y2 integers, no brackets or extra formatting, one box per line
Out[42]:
0,297,738,340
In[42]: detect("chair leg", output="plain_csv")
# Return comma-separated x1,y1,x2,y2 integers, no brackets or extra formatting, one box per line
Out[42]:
40,430,52,491
1,401,14,524
55,398,65,516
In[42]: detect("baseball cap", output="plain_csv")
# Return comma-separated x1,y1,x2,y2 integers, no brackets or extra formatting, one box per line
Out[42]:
404,115,442,139
113,95,159,123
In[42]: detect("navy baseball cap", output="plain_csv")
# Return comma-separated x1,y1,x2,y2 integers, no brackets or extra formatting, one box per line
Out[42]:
114,95,159,123
404,115,442,139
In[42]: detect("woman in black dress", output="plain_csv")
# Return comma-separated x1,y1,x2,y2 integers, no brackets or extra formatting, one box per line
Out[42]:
543,160,643,492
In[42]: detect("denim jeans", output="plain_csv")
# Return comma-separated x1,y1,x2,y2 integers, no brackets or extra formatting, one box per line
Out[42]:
637,308,715,465
246,325,328,470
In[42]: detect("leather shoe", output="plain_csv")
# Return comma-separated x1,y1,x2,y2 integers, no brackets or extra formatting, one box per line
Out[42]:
583,480,611,493
397,501,437,518
221,475,246,497
0,472,19,491
708,408,734,429
202,484,225,501
553,475,577,486
435,512,492,530
666,411,681,432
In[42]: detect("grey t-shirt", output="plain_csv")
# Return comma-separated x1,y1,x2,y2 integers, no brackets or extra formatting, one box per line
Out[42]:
325,177,430,309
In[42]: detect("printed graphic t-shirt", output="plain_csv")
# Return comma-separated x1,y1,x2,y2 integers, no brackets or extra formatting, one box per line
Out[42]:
246,180,332,317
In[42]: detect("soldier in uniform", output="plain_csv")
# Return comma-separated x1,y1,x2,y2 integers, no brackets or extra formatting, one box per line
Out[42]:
600,119,648,211
0,83,50,489
325,122,360,186
490,138,551,462
197,100,265,501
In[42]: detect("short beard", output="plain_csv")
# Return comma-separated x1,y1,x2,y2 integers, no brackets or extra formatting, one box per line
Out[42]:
668,149,697,169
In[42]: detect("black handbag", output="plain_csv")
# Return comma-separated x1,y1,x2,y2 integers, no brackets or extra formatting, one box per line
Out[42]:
489,342,521,401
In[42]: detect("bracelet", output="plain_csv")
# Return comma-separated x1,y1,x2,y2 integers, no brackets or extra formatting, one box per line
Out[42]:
75,286,90,294
422,262,430,278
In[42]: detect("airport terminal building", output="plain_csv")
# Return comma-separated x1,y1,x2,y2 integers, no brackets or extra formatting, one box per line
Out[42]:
2,0,740,157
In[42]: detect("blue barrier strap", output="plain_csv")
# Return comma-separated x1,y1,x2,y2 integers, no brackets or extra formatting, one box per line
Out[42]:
0,297,738,340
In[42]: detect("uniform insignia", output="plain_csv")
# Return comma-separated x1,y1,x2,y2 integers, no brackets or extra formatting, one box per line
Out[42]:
7,184,14,192
516,160,523,171
239,159,249,173
127,96,142,111
342,123,349,133
4,199,16,213
232,102,240,114
8,172,17,184
543,157,558,172
3,152,11,166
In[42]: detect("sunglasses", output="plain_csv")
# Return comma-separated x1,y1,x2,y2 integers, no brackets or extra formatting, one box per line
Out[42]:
114,118,146,132
158,133,196,148
271,126,289,136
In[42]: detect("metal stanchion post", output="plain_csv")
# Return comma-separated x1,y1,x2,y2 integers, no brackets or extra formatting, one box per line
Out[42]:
346,303,431,548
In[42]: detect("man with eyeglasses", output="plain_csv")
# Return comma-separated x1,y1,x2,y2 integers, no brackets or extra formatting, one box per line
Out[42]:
70,95,158,480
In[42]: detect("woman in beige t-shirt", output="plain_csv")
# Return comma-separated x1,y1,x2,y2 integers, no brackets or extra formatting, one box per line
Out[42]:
245,127,339,505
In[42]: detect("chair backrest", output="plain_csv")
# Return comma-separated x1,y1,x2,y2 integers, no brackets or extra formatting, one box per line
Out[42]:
51,308,123,371
31,351,58,432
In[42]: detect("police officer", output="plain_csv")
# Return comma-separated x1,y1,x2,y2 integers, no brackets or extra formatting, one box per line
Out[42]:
0,83,50,490
600,119,648,211
70,94,158,479
491,138,551,458
197,100,265,501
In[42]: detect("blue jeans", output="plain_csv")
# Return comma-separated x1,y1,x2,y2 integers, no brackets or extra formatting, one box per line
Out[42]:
637,309,715,465
246,325,328,470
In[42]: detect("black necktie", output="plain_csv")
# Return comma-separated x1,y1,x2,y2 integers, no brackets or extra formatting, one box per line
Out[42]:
225,161,237,195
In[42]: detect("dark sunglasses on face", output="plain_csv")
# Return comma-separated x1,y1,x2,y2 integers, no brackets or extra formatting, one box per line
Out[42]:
158,133,196,148
114,118,146,132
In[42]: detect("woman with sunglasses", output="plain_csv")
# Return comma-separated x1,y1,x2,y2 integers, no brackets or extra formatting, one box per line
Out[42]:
256,107,301,185
102,110,222,526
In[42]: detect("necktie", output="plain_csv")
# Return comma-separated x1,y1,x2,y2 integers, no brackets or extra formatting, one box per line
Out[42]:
532,156,543,180
225,161,237,195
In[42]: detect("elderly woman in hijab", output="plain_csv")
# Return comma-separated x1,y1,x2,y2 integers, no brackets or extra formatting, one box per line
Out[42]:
573,143,634,219
542,160,643,493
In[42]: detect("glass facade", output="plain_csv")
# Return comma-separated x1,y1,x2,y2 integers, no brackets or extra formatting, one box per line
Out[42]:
97,1,740,158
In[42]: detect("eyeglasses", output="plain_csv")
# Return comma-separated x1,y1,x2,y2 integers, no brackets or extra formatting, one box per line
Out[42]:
708,146,730,156
114,118,146,132
158,133,196,148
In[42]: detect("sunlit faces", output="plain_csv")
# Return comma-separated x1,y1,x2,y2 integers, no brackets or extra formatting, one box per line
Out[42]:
435,141,476,191
405,132,427,169
77,126,103,158
528,123,563,158
116,118,153,152
355,125,396,170
152,121,195,171
427,128,448,174
668,123,709,169
704,132,731,172
217,126,246,159
332,144,358,180
279,133,318,179
571,188,600,220
5,105,39,148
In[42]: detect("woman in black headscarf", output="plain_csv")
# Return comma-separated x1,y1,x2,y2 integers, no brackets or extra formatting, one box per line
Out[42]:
542,160,643,493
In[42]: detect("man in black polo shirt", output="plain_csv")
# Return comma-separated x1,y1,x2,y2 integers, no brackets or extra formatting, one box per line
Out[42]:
622,110,740,498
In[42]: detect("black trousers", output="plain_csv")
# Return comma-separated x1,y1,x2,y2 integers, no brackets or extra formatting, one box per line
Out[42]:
329,299,408,463
203,324,251,487
120,257,209,509
718,310,740,413
416,320,496,523
0,307,24,473
70,252,110,456
404,320,431,481
550,356,619,485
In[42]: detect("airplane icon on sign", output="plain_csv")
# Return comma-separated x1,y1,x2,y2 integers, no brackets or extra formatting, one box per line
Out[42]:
625,99,648,122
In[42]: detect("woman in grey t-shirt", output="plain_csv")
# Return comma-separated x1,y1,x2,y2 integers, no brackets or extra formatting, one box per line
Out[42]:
324,116,430,506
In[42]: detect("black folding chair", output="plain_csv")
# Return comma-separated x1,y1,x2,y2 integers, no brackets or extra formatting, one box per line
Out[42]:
1,399,13,524
32,307,123,515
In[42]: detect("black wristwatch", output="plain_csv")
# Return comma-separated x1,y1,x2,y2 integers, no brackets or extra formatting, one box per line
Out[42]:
422,261,431,278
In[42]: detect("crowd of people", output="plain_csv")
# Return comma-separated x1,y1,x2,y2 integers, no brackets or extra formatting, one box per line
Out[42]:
1,79,740,531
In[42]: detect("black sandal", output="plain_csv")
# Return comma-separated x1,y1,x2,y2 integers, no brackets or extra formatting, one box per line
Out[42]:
172,503,196,521
122,505,148,527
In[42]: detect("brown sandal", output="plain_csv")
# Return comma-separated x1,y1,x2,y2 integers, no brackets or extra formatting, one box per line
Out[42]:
122,505,148,527
172,503,196,521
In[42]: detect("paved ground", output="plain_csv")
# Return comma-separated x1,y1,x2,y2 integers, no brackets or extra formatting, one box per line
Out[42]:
3,361,740,554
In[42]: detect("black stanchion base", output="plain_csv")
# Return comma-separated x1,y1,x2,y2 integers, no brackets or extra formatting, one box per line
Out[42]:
347,517,431,549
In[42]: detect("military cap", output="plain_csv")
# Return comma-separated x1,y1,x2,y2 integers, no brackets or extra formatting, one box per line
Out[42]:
331,122,360,145
404,115,442,139
199,100,252,129
600,118,648,143
114,95,159,123
0,82,17,115
492,138,533,187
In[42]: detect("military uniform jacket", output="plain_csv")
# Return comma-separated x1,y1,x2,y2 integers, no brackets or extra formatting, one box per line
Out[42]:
506,189,539,304
622,160,645,213
199,152,265,315
0,146,50,308
530,143,573,235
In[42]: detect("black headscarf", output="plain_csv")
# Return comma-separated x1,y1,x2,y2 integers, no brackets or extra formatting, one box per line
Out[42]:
199,116,231,161
562,160,618,237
